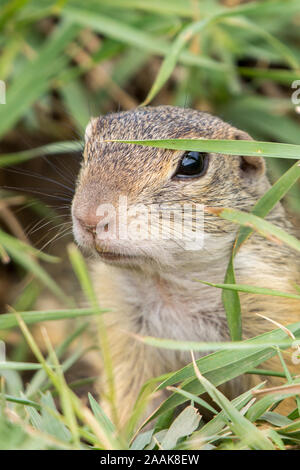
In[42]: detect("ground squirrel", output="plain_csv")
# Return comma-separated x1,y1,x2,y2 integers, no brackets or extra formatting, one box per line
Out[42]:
72,106,300,426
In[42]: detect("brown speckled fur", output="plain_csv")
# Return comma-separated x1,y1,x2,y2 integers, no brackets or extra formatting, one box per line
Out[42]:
72,106,300,427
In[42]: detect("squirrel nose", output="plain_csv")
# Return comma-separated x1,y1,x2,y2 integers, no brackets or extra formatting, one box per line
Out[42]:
76,216,98,234
76,213,109,236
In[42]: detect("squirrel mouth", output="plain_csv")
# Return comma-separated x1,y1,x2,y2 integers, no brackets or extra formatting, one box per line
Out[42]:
95,247,143,264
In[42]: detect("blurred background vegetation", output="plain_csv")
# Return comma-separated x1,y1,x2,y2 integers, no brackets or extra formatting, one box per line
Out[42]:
0,0,300,450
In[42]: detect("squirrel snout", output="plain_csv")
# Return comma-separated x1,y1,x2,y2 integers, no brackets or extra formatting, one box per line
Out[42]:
76,216,97,235
74,212,109,237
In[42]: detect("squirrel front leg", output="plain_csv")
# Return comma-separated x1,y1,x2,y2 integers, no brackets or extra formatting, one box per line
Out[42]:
98,318,168,429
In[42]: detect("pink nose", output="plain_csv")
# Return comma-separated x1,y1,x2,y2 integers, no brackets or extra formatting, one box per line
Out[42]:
75,210,101,232
76,216,98,234
75,212,110,236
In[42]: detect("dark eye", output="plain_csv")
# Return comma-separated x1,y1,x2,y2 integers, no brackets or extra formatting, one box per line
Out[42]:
173,151,208,179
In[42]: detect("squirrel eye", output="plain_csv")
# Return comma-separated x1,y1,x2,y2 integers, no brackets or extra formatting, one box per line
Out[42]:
173,151,208,179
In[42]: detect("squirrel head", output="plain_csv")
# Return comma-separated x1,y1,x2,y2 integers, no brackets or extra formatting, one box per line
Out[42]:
72,106,268,270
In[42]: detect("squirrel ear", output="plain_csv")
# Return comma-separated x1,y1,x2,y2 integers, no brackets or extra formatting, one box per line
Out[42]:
234,130,265,178
85,117,98,142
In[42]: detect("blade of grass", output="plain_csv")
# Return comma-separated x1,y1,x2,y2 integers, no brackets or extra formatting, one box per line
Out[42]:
62,5,223,72
89,0,203,18
159,320,300,386
143,0,300,104
190,352,274,449
0,307,102,330
197,280,300,300
0,141,82,168
68,243,98,306
222,256,241,341
222,158,300,341
25,323,89,398
142,0,294,105
0,21,80,138
88,393,126,449
139,321,300,425
251,382,300,398
224,16,299,70
12,312,89,448
0,232,71,306
246,395,289,423
239,67,300,84
142,16,214,105
135,335,294,352
40,327,80,447
0,361,42,371
246,368,290,379
3,394,40,409
160,404,201,450
68,244,118,428
110,138,300,159
233,159,300,253
166,386,218,415
206,206,300,252
189,385,263,445
0,230,61,263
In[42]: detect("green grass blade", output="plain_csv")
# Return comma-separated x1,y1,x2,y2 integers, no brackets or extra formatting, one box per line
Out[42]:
110,138,300,159
246,394,293,423
224,16,299,70
166,386,218,415
234,159,300,253
68,244,98,307
88,393,115,434
207,207,300,252
191,360,274,449
160,405,201,450
86,0,199,18
239,67,300,84
0,141,82,168
68,244,118,426
62,5,223,71
222,256,242,341
25,323,89,398
142,0,294,105
140,321,300,423
3,394,41,409
142,17,213,105
61,81,90,131
0,21,80,138
0,238,71,305
192,384,262,444
223,159,300,341
197,280,300,300
0,230,60,263
137,336,294,352
0,308,102,330
0,361,42,370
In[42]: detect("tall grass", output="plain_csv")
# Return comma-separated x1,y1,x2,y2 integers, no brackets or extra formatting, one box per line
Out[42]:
0,0,300,450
